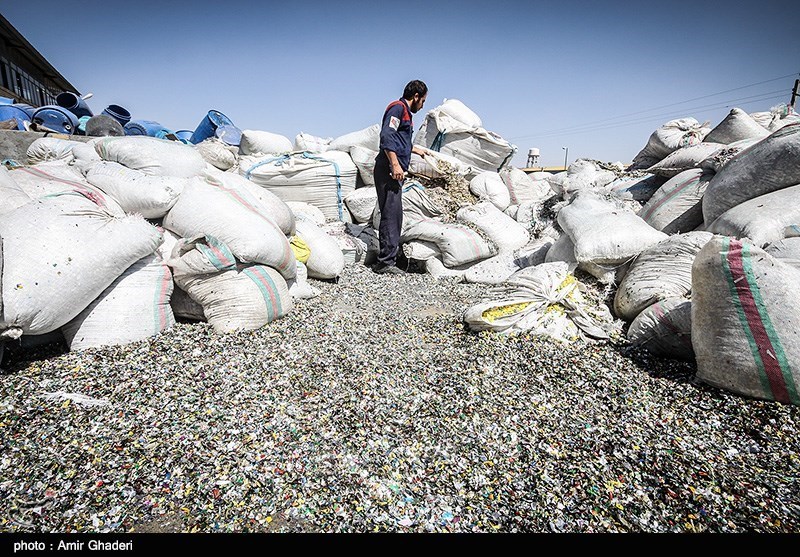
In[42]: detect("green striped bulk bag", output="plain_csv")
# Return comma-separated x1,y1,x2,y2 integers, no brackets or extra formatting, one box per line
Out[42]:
703,122,800,226
692,236,800,405
62,255,175,350
627,297,693,361
169,236,291,333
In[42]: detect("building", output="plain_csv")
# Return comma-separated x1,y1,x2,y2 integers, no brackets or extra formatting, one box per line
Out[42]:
0,12,78,106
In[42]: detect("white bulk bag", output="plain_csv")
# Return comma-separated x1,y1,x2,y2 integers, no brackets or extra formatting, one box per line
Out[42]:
638,169,713,234
62,255,175,350
558,192,668,266
707,184,800,247
344,187,378,224
402,218,496,268
163,177,296,280
408,150,472,181
469,172,511,210
169,236,291,333
0,166,30,214
94,136,205,178
463,237,553,285
240,150,357,222
85,161,186,218
692,237,800,405
285,201,326,226
294,132,332,153
704,108,770,145
294,218,345,280
499,167,552,205
627,297,693,360
605,173,666,203
0,195,162,338
203,168,296,236
646,143,725,178
630,117,711,168
195,138,238,171
238,130,293,156
329,124,380,153
26,137,83,164
456,201,530,252
703,123,800,226
350,145,379,188
613,231,713,321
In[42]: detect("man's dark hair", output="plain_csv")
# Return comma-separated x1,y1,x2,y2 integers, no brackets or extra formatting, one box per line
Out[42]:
403,80,428,100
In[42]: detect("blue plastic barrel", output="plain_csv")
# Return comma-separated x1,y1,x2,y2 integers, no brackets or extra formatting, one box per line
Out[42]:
0,96,14,104
0,104,32,130
124,120,171,137
102,104,131,126
174,129,194,142
13,103,36,118
214,124,242,146
31,105,80,134
189,110,234,144
56,92,93,118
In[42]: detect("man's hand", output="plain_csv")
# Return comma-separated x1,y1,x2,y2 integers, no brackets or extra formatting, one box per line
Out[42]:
390,162,405,181
412,145,429,157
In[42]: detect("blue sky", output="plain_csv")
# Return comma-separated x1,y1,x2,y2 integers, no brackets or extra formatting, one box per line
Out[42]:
3,1,798,167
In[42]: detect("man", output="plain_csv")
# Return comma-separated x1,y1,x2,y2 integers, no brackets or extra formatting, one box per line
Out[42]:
373,80,429,275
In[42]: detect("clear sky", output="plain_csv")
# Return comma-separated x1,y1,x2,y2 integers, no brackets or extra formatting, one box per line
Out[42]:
3,1,798,167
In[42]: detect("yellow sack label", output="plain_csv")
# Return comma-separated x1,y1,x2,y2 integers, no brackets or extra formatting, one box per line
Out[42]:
290,235,311,264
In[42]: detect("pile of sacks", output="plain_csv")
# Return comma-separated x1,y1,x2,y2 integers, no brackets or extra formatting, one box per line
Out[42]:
0,133,351,352
447,102,800,406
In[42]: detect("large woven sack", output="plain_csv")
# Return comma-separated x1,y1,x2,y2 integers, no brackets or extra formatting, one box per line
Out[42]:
350,145,378,187
638,168,713,234
62,254,175,350
26,137,83,164
765,237,800,270
195,138,237,171
408,150,472,181
0,194,162,339
402,218,496,267
285,201,326,226
240,151,357,222
630,118,711,169
558,192,668,266
750,104,800,132
294,132,332,153
605,173,666,203
437,98,482,129
456,201,530,252
169,236,291,333
646,143,724,178
94,136,205,178
704,108,770,145
558,160,618,198
703,123,800,226
463,262,613,341
499,167,552,205
463,237,553,285
344,187,378,224
469,172,511,210
0,166,29,214
329,124,380,153
203,168,295,236
414,101,515,177
294,218,345,280
85,161,186,218
9,162,123,215
706,184,800,248
627,297,693,360
614,231,713,321
163,177,296,280
372,181,444,233
692,237,800,405
238,130,293,156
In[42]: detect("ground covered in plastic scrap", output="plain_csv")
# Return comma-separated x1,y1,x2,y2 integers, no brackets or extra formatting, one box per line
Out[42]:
1,264,799,533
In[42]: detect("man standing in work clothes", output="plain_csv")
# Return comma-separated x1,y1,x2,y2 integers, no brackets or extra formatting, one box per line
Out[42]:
373,80,429,275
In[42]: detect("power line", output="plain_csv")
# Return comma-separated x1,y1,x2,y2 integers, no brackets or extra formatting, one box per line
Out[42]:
514,90,788,141
508,71,798,141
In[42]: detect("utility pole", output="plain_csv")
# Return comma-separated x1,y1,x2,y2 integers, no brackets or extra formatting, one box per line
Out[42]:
791,79,799,109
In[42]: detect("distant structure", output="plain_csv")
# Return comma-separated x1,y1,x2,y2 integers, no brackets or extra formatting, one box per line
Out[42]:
526,147,540,167
0,13,78,106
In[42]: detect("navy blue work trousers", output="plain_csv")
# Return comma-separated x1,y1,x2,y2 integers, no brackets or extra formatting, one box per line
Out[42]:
374,155,404,267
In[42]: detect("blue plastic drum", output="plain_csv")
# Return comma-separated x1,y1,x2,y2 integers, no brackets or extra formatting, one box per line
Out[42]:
189,110,234,144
